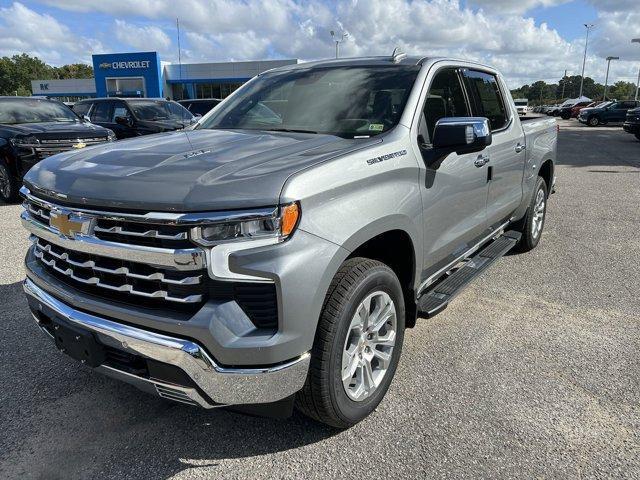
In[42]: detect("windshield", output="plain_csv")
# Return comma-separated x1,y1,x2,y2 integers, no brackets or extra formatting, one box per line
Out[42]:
514,100,528,106
198,65,421,138
128,100,193,122
596,101,612,108
0,98,79,124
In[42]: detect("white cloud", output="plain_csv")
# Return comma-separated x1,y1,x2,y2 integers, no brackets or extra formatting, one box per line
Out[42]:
0,2,102,64
114,19,172,53
9,0,640,88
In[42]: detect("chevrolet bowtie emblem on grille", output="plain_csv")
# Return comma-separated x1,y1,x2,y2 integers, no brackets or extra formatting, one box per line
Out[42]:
72,142,87,149
49,210,93,238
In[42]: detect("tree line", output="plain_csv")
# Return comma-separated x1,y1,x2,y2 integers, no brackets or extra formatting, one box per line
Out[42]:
510,74,637,105
0,53,93,96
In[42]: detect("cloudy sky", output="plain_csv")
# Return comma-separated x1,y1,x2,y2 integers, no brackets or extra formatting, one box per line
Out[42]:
0,0,638,88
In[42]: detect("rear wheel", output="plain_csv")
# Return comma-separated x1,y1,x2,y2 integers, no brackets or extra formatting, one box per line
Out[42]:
513,176,548,252
587,116,600,127
296,257,405,428
0,163,19,203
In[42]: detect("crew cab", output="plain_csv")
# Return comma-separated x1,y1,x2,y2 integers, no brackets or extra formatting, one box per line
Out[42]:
578,100,640,126
72,98,195,139
623,106,640,141
0,96,114,202
20,54,556,427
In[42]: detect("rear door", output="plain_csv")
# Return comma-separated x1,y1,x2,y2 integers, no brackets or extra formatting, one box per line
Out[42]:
462,69,524,226
612,101,638,122
89,101,112,130
413,66,489,276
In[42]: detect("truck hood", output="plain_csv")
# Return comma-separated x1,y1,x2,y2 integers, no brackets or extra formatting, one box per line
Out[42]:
3,121,110,139
24,128,378,212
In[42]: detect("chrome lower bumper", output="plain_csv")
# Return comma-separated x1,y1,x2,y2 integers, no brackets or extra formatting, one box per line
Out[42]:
24,278,310,408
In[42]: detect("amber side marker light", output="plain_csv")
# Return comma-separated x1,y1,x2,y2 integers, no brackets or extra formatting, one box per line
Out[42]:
281,203,300,237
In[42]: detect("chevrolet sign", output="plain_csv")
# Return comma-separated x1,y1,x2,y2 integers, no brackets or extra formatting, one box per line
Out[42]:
99,60,151,70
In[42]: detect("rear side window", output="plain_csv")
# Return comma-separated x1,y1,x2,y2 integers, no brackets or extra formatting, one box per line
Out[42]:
619,101,637,109
423,68,470,140
91,102,111,122
73,102,92,117
463,70,508,131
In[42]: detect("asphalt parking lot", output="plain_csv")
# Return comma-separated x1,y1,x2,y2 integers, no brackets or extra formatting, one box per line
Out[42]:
0,117,638,479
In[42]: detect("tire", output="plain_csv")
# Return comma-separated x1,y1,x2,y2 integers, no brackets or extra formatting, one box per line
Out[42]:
587,116,600,127
295,257,405,428
513,176,548,252
0,163,20,203
561,112,570,120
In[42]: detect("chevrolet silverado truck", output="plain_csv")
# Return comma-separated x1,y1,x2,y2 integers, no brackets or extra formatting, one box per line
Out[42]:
20,54,557,428
0,96,115,202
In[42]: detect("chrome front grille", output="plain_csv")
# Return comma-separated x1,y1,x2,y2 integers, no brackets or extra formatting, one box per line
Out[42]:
34,238,204,304
21,189,208,308
32,137,108,158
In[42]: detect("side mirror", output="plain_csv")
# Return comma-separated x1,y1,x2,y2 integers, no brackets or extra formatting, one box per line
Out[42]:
432,117,492,155
83,115,91,122
115,116,133,127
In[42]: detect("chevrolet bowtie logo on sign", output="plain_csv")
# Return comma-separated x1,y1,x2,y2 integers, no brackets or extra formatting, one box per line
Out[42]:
99,62,111,69
49,210,94,238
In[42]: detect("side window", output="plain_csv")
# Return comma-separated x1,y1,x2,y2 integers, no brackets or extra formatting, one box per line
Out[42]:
463,70,508,131
620,101,636,109
73,102,91,117
91,102,111,122
111,102,131,122
423,68,470,140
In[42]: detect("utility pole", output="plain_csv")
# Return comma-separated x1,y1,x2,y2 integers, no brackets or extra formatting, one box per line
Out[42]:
176,18,183,99
330,30,348,58
561,69,567,99
633,39,640,100
603,56,619,101
579,23,595,98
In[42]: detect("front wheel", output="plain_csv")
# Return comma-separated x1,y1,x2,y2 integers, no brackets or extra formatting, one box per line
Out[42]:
513,176,548,252
0,163,19,203
587,116,600,127
296,258,405,428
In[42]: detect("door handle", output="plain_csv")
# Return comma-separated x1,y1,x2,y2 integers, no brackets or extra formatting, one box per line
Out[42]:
474,154,490,168
515,143,526,153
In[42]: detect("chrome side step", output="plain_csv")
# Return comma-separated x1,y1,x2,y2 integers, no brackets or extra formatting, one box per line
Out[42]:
417,230,521,318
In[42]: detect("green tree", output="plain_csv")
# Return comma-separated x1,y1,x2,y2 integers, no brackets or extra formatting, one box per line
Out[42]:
0,53,93,96
607,81,636,100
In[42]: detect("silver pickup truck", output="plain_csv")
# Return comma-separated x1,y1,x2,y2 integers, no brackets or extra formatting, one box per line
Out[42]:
20,53,557,428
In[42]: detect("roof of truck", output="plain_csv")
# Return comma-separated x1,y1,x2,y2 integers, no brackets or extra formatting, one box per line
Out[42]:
264,55,497,74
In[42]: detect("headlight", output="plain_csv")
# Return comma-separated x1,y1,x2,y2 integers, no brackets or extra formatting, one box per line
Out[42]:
10,136,39,147
191,203,300,246
106,130,116,142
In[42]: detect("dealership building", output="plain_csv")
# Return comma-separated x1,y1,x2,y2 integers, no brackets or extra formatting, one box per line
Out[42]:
31,51,297,102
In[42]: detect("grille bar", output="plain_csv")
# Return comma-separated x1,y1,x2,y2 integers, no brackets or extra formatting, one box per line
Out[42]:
34,247,203,304
94,225,188,241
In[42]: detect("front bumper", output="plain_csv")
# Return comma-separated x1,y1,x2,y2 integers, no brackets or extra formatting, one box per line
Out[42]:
24,278,310,407
623,122,640,134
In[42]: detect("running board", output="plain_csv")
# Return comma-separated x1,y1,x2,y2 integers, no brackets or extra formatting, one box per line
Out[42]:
417,230,521,318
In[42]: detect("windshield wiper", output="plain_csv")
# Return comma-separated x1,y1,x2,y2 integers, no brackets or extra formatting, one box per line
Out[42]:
261,128,319,134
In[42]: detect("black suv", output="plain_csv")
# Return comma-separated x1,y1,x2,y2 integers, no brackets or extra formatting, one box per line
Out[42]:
0,96,114,202
73,98,195,139
623,106,640,141
178,98,222,116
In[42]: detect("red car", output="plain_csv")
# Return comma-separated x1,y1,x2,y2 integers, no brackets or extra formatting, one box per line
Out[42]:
570,101,598,118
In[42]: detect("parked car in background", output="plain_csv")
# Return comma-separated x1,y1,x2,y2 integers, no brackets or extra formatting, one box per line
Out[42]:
623,106,640,141
559,101,591,119
514,98,528,116
0,96,114,202
178,98,222,117
570,101,598,118
73,98,195,139
20,54,557,427
578,100,640,126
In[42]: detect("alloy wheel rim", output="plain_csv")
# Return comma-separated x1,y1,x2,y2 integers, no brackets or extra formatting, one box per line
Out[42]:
341,290,397,402
0,167,10,198
531,188,545,239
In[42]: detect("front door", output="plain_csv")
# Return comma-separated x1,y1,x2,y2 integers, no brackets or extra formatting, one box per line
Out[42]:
462,69,524,225
414,66,489,277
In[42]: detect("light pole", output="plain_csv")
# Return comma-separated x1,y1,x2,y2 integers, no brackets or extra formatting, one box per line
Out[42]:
603,56,619,101
330,30,348,58
633,38,640,100
579,23,595,98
